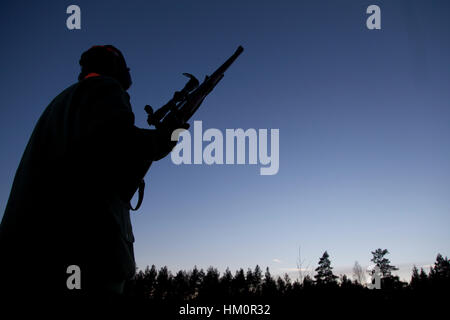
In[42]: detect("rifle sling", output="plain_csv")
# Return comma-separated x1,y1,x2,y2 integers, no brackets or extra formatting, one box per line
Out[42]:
129,179,145,211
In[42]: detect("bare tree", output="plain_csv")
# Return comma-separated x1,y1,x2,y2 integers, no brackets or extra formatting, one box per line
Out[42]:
296,246,311,284
353,261,366,285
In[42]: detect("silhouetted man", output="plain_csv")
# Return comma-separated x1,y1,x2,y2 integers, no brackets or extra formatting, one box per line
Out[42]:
0,45,186,298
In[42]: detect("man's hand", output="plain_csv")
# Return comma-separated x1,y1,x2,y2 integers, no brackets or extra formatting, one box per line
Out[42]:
153,121,190,161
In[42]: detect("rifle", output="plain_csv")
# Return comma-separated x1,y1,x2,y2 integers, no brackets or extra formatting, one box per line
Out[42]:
144,45,244,129
128,46,244,210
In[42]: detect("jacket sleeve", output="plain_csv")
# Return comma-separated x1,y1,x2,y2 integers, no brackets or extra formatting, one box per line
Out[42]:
83,77,165,162
76,77,173,201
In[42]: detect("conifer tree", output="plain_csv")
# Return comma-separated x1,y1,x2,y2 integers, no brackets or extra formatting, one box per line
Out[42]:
314,251,338,286
370,249,398,278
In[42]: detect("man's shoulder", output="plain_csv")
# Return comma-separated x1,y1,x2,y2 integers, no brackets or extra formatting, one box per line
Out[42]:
44,76,128,117
50,76,118,98
53,76,125,99
80,75,125,93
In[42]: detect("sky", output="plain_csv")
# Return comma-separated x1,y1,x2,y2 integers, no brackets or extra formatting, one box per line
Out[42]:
0,0,449,282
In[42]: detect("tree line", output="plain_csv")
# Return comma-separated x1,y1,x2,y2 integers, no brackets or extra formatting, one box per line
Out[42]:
124,249,450,301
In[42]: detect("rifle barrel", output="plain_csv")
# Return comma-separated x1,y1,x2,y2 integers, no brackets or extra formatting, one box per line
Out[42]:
209,46,244,80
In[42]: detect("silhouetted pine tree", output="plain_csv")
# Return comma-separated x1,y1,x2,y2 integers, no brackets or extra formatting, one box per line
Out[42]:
261,267,277,296
339,274,353,289
411,265,420,289
410,266,429,290
245,268,254,295
246,268,255,294
173,270,189,300
220,267,233,297
188,266,204,299
370,249,398,277
155,266,172,299
303,275,314,289
429,253,450,288
276,276,288,296
200,267,220,299
134,265,157,299
419,268,428,287
371,248,403,289
232,268,247,296
314,251,338,287
253,265,263,295
246,265,263,295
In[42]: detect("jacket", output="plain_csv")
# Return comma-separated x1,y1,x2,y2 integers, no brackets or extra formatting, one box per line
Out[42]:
0,75,162,293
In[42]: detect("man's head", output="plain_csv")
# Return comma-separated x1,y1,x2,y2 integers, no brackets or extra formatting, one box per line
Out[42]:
78,45,132,90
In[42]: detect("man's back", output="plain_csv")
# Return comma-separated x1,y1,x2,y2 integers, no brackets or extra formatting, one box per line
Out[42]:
0,76,139,296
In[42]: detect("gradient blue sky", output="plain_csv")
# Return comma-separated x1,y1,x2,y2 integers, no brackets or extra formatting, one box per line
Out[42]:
1,0,449,281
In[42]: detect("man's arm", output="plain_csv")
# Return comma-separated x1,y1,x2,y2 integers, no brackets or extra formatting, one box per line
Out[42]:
85,77,176,162
81,76,185,201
